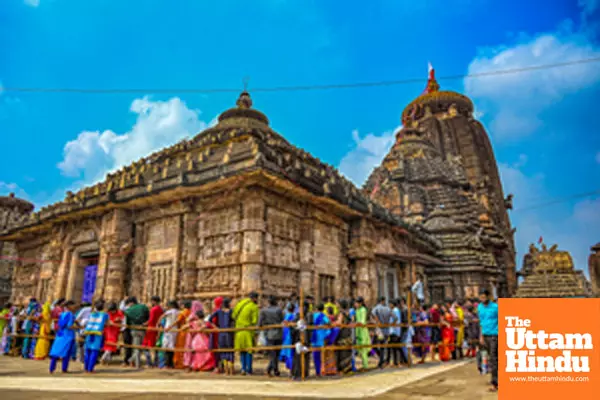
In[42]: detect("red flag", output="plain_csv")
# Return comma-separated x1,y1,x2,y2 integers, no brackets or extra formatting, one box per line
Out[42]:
538,236,543,244
428,62,435,80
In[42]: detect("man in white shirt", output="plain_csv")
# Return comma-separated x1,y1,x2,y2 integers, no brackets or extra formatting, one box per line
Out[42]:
411,273,425,305
74,302,92,362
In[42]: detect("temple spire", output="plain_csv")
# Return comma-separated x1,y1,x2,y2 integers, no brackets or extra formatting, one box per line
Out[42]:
424,62,440,94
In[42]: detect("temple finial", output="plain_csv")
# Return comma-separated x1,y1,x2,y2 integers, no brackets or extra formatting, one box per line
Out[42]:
425,62,439,94
242,76,250,92
236,89,252,109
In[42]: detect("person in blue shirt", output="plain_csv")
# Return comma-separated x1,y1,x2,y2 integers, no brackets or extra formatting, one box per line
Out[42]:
477,289,498,393
310,303,330,376
83,301,109,373
49,300,79,374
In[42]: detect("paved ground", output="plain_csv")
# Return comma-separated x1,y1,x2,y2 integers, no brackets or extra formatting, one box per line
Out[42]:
0,356,498,399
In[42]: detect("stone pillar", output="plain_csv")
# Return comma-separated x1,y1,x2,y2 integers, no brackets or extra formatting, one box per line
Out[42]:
240,196,265,296
100,209,133,302
355,258,376,304
53,247,72,300
103,248,128,302
130,223,146,299
299,220,314,296
182,212,199,295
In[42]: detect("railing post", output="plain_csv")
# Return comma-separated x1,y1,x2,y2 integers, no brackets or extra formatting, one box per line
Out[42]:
407,259,414,368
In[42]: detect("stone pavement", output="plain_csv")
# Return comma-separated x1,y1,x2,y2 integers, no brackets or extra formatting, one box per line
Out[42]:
0,356,498,399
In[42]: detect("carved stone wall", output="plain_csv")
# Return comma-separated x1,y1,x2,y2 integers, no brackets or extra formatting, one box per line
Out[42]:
196,199,243,299
143,214,180,302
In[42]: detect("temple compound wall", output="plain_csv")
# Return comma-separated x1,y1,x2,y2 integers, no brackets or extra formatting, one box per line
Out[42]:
9,184,431,308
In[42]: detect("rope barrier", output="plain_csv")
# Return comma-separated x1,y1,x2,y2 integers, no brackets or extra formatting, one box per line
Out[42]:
7,332,479,353
4,320,478,354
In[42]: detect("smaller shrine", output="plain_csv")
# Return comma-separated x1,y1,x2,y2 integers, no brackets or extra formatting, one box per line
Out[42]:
589,242,600,296
515,241,591,298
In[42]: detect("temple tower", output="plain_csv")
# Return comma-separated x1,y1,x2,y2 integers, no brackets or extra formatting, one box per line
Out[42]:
364,65,516,298
364,124,507,302
397,65,516,295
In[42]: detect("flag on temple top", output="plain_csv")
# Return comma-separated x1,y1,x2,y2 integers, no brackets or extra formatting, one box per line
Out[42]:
428,62,434,80
538,236,543,244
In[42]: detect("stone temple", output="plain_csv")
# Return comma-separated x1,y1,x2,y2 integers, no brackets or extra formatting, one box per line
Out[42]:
0,72,517,307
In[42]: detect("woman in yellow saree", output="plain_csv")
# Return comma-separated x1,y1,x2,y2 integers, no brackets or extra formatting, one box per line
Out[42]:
34,302,52,360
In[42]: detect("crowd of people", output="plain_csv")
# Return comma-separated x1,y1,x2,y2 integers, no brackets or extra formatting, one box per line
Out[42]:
0,289,498,388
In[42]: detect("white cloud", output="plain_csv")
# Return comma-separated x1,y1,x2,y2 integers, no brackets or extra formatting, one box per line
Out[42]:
465,29,600,139
58,97,208,184
24,0,40,7
338,127,399,186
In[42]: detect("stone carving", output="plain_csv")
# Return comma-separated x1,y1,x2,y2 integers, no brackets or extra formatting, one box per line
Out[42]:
262,266,299,294
197,265,241,292
71,229,97,245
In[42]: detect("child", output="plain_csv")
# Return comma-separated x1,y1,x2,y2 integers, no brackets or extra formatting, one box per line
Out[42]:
83,301,108,373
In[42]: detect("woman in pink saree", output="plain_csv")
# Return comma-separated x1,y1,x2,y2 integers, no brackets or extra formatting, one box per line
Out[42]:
184,309,216,371
183,301,204,371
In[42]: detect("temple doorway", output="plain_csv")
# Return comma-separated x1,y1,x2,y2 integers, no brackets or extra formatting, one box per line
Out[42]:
377,265,399,303
72,253,99,303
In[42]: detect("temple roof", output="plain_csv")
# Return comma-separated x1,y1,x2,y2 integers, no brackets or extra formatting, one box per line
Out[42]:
515,243,590,298
0,193,34,213
0,92,437,251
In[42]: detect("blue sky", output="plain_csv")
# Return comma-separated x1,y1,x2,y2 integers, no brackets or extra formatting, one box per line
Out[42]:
1,0,599,274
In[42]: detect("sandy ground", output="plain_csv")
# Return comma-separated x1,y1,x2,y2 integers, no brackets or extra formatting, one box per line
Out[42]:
0,355,498,399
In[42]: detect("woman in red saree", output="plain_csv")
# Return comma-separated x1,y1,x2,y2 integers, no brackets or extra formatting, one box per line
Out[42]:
101,302,124,364
439,310,455,362
209,296,223,372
